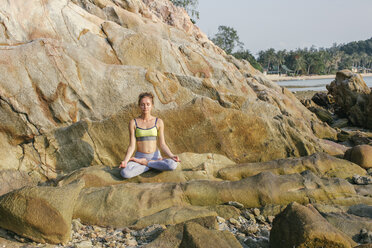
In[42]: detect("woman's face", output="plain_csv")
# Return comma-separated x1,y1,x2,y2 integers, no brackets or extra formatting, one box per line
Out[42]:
139,97,153,114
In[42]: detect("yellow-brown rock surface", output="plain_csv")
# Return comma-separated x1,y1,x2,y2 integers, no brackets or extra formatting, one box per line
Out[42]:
0,0,337,181
270,202,357,248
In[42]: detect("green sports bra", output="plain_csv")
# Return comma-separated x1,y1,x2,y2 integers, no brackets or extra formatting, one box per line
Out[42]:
134,118,158,141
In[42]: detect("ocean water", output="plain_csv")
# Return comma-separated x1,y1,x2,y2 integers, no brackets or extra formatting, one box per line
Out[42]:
277,76,372,92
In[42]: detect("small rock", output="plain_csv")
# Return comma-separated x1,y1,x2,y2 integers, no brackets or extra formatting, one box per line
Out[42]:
236,232,246,242
245,236,269,248
229,218,240,226
125,238,138,246
89,233,97,239
238,216,248,224
121,227,131,235
352,174,372,185
124,232,133,239
359,228,372,244
74,240,93,248
241,224,259,234
218,222,229,231
255,215,266,223
93,226,103,232
253,208,261,216
108,242,116,247
226,201,244,209
242,210,256,224
216,216,225,223
267,216,275,223
71,219,83,232
258,227,270,238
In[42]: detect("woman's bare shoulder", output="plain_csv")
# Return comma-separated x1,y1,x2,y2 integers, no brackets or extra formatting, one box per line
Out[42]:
129,119,136,127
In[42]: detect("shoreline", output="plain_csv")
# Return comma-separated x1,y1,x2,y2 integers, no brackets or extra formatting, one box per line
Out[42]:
266,73,372,82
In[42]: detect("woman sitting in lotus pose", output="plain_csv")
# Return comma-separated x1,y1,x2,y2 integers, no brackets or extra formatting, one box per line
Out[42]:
119,92,179,178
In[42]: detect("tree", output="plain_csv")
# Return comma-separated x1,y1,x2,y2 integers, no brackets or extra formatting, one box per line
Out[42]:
233,49,263,71
211,26,244,54
257,48,276,71
170,0,199,21
276,50,286,74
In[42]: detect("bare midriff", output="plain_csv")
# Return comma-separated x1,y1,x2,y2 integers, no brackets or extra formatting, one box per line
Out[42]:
136,140,157,154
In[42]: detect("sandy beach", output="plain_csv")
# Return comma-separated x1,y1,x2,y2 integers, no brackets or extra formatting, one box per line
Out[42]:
266,73,372,82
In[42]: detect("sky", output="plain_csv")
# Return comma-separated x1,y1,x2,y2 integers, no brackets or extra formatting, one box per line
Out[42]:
195,0,372,56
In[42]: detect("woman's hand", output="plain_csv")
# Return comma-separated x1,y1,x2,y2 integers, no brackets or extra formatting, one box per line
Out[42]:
119,160,127,168
171,155,181,162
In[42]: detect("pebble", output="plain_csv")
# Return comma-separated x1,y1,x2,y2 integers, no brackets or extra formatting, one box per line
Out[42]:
253,208,261,216
267,215,275,223
352,174,372,185
71,219,83,232
241,224,259,234
242,210,256,224
74,240,92,248
229,218,241,227
216,216,225,223
359,228,372,243
256,215,267,223
125,238,138,246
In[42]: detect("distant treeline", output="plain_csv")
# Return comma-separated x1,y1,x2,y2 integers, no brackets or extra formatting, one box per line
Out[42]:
233,37,372,75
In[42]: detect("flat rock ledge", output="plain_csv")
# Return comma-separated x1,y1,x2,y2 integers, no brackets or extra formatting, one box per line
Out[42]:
0,152,371,246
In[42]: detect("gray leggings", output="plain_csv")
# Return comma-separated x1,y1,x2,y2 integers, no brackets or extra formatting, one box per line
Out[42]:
120,150,177,179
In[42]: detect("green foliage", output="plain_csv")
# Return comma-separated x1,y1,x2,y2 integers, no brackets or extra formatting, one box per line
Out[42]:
339,37,372,55
233,50,263,71
170,0,199,20
211,26,244,54
256,37,372,75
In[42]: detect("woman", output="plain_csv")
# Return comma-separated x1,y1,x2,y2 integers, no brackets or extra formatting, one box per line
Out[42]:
119,92,180,178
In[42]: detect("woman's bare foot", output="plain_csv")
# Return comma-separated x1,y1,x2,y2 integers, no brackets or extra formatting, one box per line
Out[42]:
129,157,148,166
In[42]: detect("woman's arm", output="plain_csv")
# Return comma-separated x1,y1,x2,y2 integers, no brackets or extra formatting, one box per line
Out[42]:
157,118,180,162
119,119,136,168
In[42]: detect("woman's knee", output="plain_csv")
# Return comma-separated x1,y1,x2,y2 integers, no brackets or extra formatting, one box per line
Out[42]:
165,159,178,170
120,168,135,179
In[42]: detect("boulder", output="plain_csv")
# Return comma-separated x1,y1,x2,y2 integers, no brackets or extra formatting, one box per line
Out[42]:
269,202,356,248
0,180,84,244
326,70,372,128
179,222,242,248
218,152,366,181
344,145,372,169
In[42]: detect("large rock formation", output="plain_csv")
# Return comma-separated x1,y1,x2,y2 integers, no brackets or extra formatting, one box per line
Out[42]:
0,0,336,182
326,70,372,128
72,171,371,228
1,0,369,246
